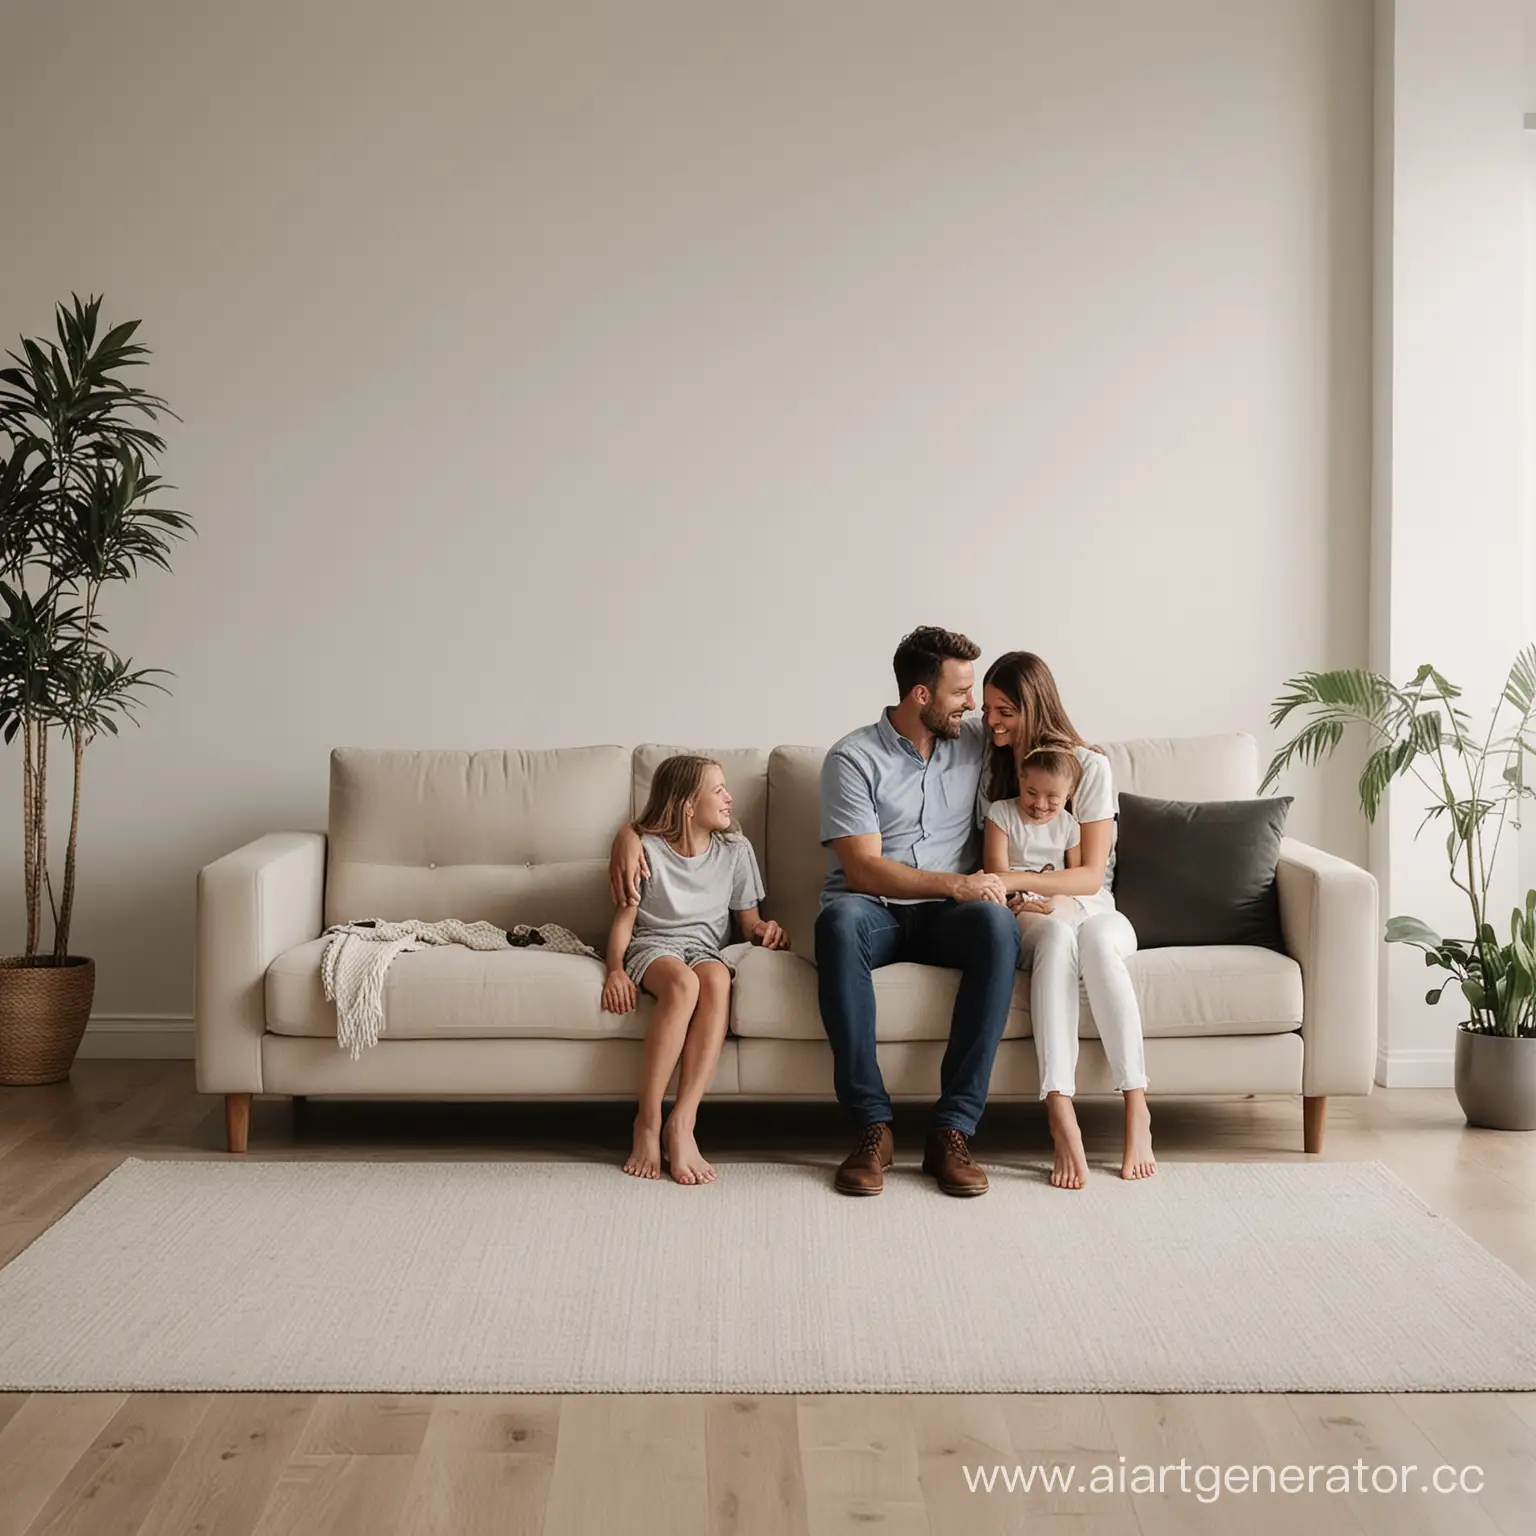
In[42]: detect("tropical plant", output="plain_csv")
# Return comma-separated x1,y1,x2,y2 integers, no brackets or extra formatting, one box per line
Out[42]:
0,293,191,963
1260,651,1536,1039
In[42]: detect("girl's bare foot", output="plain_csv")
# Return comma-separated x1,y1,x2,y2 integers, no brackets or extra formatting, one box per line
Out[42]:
1122,1093,1156,1179
662,1113,716,1186
624,1114,663,1180
1046,1093,1088,1189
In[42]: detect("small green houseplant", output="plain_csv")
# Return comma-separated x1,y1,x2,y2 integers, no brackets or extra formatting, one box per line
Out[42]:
1261,650,1536,1128
0,294,191,1083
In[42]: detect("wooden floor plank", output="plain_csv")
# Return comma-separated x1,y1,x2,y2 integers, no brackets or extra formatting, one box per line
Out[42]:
796,1395,930,1534
247,1453,416,1536
133,1394,319,1536
540,1397,710,1536
393,1395,559,1536
20,1392,211,1536
1283,1394,1506,1536
908,1394,1030,1534
296,1396,434,1457
995,1395,1143,1531
705,1396,810,1536
0,1395,28,1438
1394,1392,1536,1536
0,1395,126,1536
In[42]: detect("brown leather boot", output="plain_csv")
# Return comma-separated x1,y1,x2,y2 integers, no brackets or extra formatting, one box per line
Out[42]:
834,1122,894,1196
922,1128,989,1197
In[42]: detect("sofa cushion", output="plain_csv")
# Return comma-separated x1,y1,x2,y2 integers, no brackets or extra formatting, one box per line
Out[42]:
766,746,825,958
325,747,631,946
266,937,651,1041
728,943,1301,1042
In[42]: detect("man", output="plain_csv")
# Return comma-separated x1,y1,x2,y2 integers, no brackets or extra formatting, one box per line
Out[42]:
606,625,1019,1197
815,626,1019,1197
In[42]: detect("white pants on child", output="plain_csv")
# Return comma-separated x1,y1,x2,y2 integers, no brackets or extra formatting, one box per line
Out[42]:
1016,899,1149,1099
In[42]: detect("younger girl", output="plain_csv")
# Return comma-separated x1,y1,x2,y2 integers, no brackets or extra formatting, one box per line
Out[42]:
982,651,1155,1190
982,747,1116,927
601,755,788,1186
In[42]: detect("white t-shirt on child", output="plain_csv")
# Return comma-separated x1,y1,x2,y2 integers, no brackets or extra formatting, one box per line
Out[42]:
985,798,1117,918
976,745,1119,892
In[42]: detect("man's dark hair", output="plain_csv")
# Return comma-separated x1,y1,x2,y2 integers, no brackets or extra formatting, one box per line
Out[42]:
892,626,981,699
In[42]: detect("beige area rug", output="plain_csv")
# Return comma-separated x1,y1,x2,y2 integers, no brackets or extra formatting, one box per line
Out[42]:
1,1157,1533,1394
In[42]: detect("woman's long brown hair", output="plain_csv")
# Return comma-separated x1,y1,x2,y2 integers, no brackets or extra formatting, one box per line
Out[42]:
981,651,1103,806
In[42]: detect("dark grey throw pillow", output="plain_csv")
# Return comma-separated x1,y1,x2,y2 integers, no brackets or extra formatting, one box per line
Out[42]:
1112,792,1293,951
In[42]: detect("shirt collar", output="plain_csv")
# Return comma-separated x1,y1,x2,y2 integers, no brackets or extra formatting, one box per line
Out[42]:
878,706,932,764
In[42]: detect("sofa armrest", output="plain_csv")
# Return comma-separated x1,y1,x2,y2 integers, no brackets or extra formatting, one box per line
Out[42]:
1275,836,1378,1096
194,832,326,1094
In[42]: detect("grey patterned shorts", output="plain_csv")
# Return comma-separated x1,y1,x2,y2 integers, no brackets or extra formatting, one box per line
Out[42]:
623,938,735,989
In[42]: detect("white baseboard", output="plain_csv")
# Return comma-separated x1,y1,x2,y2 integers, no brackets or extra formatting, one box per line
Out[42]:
77,1015,194,1060
1374,1045,1455,1088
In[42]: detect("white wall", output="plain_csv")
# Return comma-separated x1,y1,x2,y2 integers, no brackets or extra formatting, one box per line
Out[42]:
1524,0,1536,909
1373,0,1529,1085
1524,129,1536,909
0,0,1373,1046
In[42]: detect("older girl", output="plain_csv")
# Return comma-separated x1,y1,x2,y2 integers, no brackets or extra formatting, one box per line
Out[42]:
980,653,1154,1188
601,754,788,1186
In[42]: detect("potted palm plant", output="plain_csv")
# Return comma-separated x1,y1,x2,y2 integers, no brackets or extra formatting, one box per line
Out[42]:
0,293,191,1084
1261,652,1536,1129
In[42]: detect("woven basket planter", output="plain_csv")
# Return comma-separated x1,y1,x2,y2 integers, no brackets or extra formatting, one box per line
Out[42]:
0,956,96,1085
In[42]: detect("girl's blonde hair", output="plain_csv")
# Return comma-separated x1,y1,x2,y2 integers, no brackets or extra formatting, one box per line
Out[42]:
982,650,1106,809
632,754,739,845
1018,745,1083,799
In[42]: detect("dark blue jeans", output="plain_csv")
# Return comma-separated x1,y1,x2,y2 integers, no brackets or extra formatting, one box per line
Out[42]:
814,894,1022,1135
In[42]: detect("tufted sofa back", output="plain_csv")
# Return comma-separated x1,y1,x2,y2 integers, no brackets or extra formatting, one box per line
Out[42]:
325,733,1260,951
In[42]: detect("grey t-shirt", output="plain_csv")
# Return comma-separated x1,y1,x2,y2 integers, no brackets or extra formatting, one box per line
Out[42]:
635,832,766,950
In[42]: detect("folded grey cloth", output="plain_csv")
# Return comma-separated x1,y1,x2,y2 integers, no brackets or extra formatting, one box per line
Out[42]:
320,919,598,1060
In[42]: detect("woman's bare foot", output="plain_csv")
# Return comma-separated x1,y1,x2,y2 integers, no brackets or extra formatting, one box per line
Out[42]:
1046,1093,1088,1189
624,1113,663,1180
1122,1092,1156,1180
662,1112,716,1186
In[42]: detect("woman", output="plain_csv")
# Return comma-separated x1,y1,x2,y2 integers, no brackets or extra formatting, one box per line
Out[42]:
980,651,1154,1188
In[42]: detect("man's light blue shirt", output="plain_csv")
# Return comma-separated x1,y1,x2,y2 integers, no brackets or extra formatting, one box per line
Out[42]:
819,710,989,905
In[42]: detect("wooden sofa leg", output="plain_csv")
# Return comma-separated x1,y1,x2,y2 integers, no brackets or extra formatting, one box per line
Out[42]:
1303,1095,1326,1154
226,1093,251,1154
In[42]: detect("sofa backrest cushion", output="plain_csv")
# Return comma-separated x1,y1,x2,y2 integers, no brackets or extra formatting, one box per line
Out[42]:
1098,733,1258,804
326,746,630,944
766,746,825,957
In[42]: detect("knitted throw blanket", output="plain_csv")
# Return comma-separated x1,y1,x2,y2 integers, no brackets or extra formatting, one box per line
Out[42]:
320,919,599,1060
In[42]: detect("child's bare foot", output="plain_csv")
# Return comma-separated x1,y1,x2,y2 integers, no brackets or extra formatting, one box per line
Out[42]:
662,1113,716,1186
1047,1093,1088,1189
1122,1093,1156,1180
624,1114,662,1180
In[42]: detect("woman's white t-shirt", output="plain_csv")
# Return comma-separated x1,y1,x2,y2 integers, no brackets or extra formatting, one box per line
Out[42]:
1067,746,1119,894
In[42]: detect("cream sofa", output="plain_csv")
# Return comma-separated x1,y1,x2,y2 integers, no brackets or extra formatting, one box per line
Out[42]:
194,732,1379,1154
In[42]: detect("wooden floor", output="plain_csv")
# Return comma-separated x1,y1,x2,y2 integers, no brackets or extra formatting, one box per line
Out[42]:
0,1062,1533,1536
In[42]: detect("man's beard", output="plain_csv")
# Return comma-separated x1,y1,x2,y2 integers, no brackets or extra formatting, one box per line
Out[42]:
920,703,963,740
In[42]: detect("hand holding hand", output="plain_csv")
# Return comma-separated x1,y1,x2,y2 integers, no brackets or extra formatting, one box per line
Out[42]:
951,871,1009,904
601,969,638,1013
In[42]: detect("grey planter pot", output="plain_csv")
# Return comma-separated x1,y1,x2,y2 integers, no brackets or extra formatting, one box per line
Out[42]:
1454,1027,1536,1131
